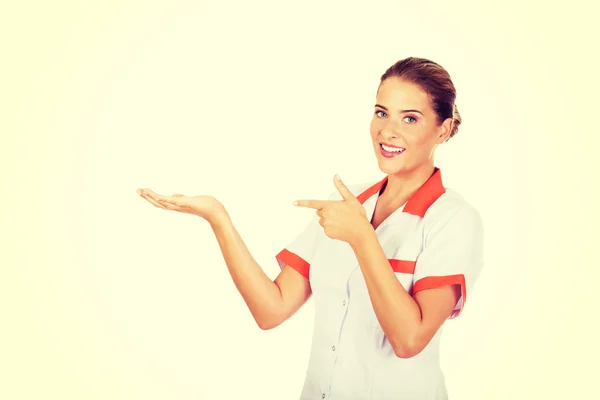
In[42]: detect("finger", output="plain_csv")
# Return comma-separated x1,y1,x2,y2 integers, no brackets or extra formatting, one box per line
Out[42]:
158,200,189,212
316,209,323,218
142,189,188,207
137,189,184,211
294,199,328,209
141,192,168,209
139,188,166,204
157,199,186,211
141,188,161,198
159,195,190,207
140,192,188,212
333,175,357,202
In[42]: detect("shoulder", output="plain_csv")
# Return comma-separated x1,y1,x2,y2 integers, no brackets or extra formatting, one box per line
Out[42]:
423,188,483,235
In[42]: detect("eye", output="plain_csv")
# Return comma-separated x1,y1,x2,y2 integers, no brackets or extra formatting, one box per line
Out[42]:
403,115,417,124
375,110,387,118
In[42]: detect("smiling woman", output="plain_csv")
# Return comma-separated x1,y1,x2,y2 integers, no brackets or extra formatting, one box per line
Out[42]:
372,58,462,177
137,56,484,400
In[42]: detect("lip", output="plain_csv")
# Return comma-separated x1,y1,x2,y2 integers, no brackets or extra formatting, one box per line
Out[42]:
379,143,406,158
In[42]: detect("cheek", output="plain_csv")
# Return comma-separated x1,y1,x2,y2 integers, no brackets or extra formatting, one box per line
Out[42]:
369,121,379,140
408,131,437,155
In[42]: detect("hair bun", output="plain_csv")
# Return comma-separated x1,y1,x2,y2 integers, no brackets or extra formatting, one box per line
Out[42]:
450,104,461,139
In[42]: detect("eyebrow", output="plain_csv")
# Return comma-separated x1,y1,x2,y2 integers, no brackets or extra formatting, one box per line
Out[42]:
375,104,423,115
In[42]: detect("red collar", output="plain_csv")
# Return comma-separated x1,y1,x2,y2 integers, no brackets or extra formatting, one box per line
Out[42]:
357,167,446,218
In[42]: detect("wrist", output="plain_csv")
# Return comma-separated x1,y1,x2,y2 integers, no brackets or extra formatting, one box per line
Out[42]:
349,219,376,250
207,206,230,229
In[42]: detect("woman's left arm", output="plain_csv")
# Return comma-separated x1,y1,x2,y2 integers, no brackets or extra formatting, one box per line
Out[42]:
349,228,461,358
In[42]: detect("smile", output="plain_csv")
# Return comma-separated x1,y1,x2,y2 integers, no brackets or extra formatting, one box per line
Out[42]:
380,143,406,158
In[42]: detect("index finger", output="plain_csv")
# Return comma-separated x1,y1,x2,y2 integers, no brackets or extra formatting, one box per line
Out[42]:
294,199,329,209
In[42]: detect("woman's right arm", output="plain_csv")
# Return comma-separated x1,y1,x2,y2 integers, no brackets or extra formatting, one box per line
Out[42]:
209,209,312,330
137,188,311,330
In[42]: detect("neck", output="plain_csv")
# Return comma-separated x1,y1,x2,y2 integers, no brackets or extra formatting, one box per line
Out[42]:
381,163,436,205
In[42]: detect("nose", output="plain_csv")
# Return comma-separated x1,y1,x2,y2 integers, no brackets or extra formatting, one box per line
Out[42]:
380,121,399,140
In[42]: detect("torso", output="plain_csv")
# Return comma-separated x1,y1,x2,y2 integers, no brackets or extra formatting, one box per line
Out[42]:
370,193,412,230
302,185,450,400
370,205,393,230
277,170,482,400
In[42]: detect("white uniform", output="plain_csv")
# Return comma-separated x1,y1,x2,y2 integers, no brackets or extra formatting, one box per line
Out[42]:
276,168,484,400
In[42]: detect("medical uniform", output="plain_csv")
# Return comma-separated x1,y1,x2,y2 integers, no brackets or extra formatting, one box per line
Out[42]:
276,168,484,400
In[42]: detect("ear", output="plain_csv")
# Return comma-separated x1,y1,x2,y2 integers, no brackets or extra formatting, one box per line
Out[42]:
435,117,453,144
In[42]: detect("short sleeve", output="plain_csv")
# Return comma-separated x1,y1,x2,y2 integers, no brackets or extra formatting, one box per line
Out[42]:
412,205,484,319
275,191,336,280
275,215,323,280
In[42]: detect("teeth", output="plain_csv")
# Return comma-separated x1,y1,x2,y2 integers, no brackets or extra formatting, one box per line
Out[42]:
381,144,405,153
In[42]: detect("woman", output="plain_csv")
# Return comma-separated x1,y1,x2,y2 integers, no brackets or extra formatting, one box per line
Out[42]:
137,57,484,399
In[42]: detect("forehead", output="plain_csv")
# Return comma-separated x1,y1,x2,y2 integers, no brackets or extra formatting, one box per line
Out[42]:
376,77,431,111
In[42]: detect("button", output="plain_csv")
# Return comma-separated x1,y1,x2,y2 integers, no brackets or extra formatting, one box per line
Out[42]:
332,345,336,351
322,394,326,399
342,300,346,306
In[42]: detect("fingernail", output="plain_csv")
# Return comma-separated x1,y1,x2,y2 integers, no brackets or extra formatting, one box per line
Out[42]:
293,201,298,206
136,189,142,195
335,174,341,181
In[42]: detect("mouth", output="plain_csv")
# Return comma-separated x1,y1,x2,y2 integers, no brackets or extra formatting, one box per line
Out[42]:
379,143,406,158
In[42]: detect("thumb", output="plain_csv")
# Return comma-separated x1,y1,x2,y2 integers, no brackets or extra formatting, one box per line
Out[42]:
334,174,358,203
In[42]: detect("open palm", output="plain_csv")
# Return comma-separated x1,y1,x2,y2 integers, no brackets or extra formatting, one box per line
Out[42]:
137,188,224,221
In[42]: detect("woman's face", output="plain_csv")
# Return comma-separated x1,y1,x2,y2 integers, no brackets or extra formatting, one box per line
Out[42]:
370,77,451,175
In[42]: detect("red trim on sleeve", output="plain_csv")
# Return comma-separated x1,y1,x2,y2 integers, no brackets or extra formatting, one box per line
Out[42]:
388,259,416,274
276,249,310,280
413,274,467,318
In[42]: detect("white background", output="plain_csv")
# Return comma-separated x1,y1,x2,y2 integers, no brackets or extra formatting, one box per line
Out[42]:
1,0,597,398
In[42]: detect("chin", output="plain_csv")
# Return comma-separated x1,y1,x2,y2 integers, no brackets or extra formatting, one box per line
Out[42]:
376,158,408,175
